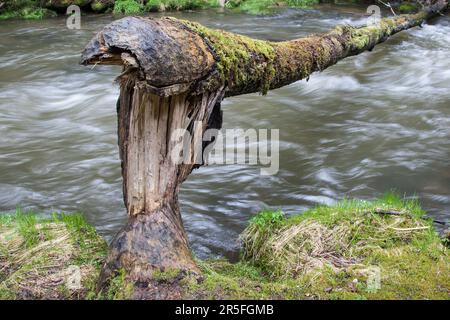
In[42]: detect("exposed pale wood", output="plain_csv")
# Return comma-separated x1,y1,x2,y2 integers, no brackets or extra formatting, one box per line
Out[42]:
98,71,225,289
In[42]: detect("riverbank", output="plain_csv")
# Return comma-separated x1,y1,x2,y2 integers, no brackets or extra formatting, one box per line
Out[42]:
0,212,106,299
0,0,317,20
0,0,425,20
1,194,448,299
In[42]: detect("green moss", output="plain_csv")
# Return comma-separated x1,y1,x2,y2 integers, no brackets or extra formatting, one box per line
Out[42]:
181,13,418,94
0,0,59,20
0,210,107,299
152,267,183,281
186,194,449,299
144,0,219,12
226,0,319,15
286,0,319,6
249,209,284,228
145,0,164,11
113,0,144,15
285,192,426,227
91,2,104,11
236,0,276,15
103,268,135,300
180,18,277,94
2,194,448,300
0,7,56,20
399,2,420,14
91,0,114,12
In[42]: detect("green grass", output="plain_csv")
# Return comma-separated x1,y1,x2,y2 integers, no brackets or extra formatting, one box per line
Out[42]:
1,193,448,300
113,0,144,14
285,192,426,226
185,193,449,299
112,0,220,14
0,0,325,19
140,0,321,14
103,268,135,300
0,210,107,300
232,0,275,15
91,0,114,12
145,0,219,12
398,2,420,14
226,0,319,15
0,0,58,20
0,7,56,20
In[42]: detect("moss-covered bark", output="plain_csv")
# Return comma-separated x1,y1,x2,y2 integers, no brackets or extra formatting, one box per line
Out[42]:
179,0,448,96
82,1,448,96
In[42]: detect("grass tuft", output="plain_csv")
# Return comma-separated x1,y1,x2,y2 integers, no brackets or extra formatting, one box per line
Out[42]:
226,0,319,15
145,0,219,12
1,193,448,300
241,193,437,278
104,268,135,300
113,0,144,15
0,210,106,300
0,7,56,20
187,193,449,299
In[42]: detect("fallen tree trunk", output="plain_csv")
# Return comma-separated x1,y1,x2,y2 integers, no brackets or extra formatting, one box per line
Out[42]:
80,0,448,295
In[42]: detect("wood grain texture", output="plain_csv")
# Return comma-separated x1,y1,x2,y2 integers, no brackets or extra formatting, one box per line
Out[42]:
98,72,224,290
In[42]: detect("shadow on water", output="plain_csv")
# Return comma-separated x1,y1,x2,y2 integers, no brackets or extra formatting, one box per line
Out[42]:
0,6,449,260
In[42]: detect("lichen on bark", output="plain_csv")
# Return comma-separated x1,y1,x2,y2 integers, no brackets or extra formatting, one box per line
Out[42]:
177,18,277,95
177,4,445,96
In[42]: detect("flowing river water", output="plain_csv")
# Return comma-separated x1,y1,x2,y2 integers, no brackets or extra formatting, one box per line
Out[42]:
0,5,449,260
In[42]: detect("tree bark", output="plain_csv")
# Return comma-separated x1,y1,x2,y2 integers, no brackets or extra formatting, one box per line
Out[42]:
80,0,448,294
97,72,225,290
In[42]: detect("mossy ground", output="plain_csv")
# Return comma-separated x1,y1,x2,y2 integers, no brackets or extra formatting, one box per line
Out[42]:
398,1,420,14
0,210,106,299
184,194,449,299
112,0,320,15
0,1,439,20
226,0,319,15
1,194,448,300
0,0,324,19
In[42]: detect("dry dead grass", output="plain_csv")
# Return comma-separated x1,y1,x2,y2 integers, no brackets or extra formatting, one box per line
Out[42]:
0,214,106,299
240,197,442,279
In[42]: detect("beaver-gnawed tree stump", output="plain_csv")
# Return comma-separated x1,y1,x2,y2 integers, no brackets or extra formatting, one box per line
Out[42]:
80,0,448,298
